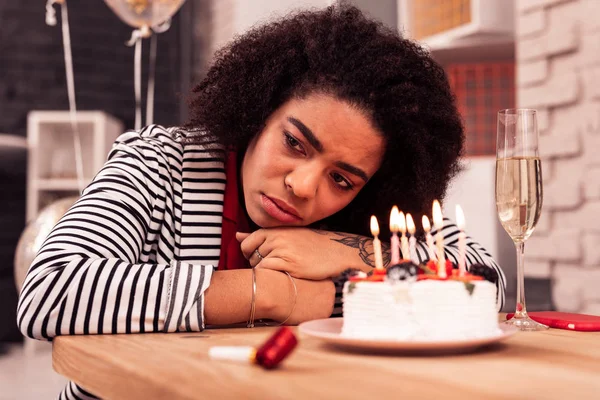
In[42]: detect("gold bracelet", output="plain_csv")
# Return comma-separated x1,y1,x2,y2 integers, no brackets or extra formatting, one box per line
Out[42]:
247,267,257,328
278,271,297,326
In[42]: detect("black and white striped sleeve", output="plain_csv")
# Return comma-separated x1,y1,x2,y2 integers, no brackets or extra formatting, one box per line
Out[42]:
411,217,506,311
16,134,213,341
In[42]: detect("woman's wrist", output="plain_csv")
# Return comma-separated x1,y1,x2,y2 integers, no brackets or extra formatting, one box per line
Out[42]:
254,268,294,322
319,230,382,273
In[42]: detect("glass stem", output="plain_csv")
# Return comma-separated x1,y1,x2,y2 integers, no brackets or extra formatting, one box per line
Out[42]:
515,241,528,319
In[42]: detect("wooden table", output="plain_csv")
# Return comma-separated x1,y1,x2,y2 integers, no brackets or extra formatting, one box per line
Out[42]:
53,316,600,400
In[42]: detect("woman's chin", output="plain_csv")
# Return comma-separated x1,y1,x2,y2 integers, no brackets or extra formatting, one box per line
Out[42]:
246,210,272,228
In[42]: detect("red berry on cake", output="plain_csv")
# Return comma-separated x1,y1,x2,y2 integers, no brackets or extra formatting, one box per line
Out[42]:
445,259,454,277
425,259,438,273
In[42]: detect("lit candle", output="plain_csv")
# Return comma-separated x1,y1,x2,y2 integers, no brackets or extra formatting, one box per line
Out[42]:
390,206,401,265
432,200,446,278
398,211,410,260
422,215,437,261
406,213,416,264
370,216,384,270
456,205,466,276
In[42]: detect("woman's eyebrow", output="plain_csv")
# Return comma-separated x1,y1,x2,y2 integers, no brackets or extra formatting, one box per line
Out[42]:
287,116,368,182
335,161,368,182
288,117,323,152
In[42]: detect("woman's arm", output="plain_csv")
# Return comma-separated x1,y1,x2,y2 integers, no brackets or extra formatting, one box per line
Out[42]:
204,268,335,325
239,219,506,310
17,136,215,340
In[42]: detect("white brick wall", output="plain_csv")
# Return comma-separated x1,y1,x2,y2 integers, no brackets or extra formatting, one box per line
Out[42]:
516,8,545,38
517,0,600,314
552,263,585,311
524,258,553,278
553,201,600,230
518,70,579,108
517,0,575,13
534,208,552,234
580,0,600,33
583,167,600,199
526,229,581,262
583,233,600,266
537,107,550,133
544,156,584,209
517,2,579,62
582,66,600,100
517,59,548,86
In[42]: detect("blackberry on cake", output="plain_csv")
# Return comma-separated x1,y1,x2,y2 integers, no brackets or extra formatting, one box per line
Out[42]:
386,261,418,282
469,264,499,284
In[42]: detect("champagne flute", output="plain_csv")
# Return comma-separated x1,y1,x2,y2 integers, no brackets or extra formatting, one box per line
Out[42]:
496,109,548,331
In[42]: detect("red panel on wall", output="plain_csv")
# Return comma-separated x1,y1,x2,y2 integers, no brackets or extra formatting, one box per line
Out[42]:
447,63,516,156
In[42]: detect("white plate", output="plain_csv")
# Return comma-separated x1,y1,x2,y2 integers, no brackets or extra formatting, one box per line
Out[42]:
299,318,517,354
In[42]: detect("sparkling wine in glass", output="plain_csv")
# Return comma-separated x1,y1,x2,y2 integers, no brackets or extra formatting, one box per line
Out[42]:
495,109,548,331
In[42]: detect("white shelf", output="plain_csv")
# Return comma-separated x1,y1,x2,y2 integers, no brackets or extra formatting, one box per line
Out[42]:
35,179,88,191
398,0,515,62
0,134,27,165
26,111,124,222
0,133,27,149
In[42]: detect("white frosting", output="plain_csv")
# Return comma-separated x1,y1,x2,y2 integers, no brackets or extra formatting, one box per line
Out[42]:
342,280,501,341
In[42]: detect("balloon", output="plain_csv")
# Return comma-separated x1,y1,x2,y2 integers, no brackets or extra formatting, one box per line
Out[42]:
13,197,78,291
103,0,186,30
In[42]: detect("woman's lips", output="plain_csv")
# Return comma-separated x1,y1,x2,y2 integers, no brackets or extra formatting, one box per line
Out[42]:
261,195,302,223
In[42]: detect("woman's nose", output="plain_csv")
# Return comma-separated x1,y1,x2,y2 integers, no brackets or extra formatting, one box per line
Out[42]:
285,165,320,199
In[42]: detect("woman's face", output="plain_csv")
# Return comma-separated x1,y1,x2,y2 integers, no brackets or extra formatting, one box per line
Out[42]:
241,93,385,228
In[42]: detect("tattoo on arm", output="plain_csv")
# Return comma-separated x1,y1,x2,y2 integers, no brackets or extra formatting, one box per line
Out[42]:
311,229,390,268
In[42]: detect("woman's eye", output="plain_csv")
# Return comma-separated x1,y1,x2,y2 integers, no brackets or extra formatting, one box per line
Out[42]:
285,132,304,153
331,172,353,190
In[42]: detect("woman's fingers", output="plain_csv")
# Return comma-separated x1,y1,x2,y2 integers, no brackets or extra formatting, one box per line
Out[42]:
238,230,265,259
238,230,280,267
255,257,286,272
235,232,250,242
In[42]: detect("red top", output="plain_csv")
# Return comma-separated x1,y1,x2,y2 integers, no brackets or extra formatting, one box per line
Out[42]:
217,152,251,271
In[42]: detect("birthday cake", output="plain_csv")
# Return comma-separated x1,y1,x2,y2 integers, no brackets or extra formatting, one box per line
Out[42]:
341,261,501,341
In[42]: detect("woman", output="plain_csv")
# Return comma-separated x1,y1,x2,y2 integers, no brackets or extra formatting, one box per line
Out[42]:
18,5,504,399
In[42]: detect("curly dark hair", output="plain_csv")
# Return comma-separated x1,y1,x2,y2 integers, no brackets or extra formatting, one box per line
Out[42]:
186,4,464,238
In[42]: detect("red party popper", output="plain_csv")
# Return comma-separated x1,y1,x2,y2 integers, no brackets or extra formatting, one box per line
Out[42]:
208,326,298,369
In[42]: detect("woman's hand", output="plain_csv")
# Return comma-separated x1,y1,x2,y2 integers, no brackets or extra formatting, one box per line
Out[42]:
236,227,384,280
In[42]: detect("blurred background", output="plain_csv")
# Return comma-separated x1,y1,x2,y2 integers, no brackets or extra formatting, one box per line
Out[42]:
1,0,599,397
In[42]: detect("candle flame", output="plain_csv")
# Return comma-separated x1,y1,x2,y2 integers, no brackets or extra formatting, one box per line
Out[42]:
390,206,400,232
455,204,466,230
432,200,444,229
370,215,380,236
398,211,406,233
422,215,431,232
406,213,415,234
